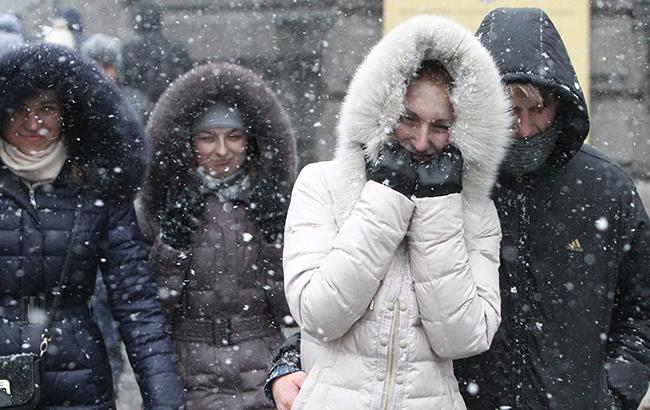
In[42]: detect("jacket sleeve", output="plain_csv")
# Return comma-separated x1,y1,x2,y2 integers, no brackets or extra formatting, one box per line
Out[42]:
134,197,190,315
264,331,303,405
606,188,650,409
284,164,414,341
259,238,293,326
99,200,185,409
407,194,501,360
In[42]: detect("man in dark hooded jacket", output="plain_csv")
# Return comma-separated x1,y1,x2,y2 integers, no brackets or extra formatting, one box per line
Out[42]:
264,7,650,410
453,7,650,410
122,0,192,104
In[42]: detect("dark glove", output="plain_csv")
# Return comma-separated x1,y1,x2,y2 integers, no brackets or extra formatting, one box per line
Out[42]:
159,188,202,250
414,144,463,198
365,142,417,198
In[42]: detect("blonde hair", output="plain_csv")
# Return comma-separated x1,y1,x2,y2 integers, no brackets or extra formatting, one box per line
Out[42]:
505,83,556,107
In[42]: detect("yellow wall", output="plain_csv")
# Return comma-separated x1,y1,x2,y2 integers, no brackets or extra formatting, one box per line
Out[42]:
383,1,590,105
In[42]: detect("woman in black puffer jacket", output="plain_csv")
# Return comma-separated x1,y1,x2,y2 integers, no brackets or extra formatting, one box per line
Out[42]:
0,43,184,409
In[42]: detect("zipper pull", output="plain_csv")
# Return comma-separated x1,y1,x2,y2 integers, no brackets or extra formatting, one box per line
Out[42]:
29,186,37,209
369,298,375,311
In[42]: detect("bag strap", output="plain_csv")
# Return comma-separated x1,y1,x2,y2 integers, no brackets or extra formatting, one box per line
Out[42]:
39,196,84,357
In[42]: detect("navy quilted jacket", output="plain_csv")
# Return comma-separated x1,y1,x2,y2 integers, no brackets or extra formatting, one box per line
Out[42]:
0,44,184,409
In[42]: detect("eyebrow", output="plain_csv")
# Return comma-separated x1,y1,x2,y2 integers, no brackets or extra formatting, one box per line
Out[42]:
197,128,244,136
37,92,59,102
403,108,454,125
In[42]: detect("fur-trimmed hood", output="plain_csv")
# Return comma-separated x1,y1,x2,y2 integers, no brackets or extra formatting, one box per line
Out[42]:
335,15,512,204
0,43,147,201
143,62,297,241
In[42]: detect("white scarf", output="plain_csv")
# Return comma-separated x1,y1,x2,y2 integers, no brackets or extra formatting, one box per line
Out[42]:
0,139,68,184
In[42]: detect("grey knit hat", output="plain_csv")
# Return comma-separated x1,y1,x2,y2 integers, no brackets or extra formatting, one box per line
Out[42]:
193,102,244,133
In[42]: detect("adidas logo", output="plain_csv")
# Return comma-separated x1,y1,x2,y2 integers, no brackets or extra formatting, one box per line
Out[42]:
566,239,583,252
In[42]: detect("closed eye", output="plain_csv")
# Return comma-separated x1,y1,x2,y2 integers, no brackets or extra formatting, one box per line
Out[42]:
398,114,415,125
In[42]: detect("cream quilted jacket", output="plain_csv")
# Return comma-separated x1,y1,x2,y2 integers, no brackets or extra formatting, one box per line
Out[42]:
283,14,513,410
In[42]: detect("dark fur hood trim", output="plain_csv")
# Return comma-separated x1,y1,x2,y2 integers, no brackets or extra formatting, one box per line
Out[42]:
0,44,147,201
143,63,297,242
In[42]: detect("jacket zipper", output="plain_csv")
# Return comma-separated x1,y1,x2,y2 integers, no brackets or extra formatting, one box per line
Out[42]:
513,179,530,408
28,184,38,209
381,300,400,410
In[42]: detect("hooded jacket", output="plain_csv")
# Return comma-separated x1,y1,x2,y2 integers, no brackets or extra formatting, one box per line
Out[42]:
137,62,297,409
122,1,192,103
80,33,153,122
455,8,650,410
0,44,183,409
283,15,512,409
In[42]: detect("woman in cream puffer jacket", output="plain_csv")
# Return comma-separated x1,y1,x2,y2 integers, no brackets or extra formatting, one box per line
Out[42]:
283,15,513,409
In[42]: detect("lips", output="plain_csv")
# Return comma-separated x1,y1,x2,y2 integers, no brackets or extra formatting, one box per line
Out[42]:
213,159,230,166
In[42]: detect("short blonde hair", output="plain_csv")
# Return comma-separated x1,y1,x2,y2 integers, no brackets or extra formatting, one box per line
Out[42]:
505,83,556,107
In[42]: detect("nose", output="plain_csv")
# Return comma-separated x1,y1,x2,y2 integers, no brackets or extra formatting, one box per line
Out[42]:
214,136,228,156
24,112,41,132
515,111,533,139
411,126,431,153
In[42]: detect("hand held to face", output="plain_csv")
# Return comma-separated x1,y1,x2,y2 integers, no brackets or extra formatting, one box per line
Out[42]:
414,144,463,198
272,371,307,410
365,142,417,198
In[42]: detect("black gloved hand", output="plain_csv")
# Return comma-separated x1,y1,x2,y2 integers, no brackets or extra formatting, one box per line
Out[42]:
414,144,463,198
365,142,417,198
159,188,203,250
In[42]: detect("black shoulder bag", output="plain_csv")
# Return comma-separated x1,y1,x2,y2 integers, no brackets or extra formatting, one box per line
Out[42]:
0,199,83,410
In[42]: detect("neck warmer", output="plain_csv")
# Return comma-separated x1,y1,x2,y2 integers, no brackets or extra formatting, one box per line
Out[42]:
0,139,68,184
501,125,559,177
197,167,251,202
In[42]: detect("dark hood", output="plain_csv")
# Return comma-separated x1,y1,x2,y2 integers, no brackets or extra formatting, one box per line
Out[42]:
0,44,147,202
56,6,83,33
132,1,162,34
476,7,590,168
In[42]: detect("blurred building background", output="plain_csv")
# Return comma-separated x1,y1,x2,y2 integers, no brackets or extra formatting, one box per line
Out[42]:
3,0,649,208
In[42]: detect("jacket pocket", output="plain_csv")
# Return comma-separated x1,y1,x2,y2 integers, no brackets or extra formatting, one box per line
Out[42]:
291,363,324,410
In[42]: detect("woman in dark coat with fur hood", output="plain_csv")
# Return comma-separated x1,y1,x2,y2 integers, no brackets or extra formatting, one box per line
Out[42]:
136,62,297,409
0,44,184,409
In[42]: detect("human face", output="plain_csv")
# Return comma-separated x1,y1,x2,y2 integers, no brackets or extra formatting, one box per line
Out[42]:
3,91,62,155
393,78,454,162
511,89,557,139
101,64,119,83
193,127,248,178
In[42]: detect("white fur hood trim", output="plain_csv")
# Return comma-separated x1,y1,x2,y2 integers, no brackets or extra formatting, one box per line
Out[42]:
334,14,512,205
